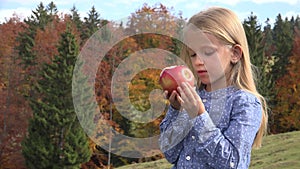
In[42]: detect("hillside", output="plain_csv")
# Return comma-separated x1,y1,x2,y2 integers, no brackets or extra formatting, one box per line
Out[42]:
116,131,300,169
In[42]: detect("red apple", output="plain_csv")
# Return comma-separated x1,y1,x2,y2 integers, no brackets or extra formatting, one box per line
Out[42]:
159,65,195,95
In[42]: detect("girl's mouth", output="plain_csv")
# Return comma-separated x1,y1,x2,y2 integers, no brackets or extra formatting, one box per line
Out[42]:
197,70,208,76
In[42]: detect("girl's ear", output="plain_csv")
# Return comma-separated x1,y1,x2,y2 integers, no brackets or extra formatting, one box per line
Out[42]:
231,44,242,64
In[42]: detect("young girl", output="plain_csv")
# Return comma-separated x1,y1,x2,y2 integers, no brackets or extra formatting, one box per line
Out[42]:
159,7,268,169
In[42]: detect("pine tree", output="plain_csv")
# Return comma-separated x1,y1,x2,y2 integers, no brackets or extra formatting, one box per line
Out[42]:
70,5,83,32
17,2,57,67
81,6,102,43
263,18,274,57
17,28,37,67
29,2,53,30
243,13,275,104
295,16,300,30
16,2,55,100
17,2,48,67
47,1,58,16
22,26,91,168
271,14,294,81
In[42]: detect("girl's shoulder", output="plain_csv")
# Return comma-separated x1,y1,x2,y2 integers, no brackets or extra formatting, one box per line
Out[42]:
230,87,260,104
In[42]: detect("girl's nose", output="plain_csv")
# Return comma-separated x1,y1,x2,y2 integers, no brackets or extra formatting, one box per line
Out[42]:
194,54,204,65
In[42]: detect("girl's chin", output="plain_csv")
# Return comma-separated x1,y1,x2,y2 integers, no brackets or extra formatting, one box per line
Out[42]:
198,78,210,85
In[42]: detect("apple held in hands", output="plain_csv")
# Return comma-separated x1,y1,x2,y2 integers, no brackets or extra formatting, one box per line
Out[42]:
159,65,195,96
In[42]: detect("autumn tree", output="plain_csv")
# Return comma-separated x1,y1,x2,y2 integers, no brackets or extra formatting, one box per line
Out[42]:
22,26,91,168
93,25,142,167
0,15,28,169
271,28,300,133
124,3,185,141
17,2,56,66
126,3,180,50
16,2,61,101
102,3,186,164
85,4,178,165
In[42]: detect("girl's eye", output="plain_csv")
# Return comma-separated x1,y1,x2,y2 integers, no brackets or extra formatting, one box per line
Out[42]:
203,48,216,56
190,53,197,57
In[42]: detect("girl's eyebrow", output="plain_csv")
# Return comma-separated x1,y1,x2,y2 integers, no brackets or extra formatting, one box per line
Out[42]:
188,45,217,52
199,44,218,48
186,43,218,53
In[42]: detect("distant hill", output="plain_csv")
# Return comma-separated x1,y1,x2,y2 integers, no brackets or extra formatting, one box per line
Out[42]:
116,131,300,169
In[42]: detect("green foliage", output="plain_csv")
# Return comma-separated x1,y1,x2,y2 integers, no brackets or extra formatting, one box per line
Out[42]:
70,5,83,32
2,2,300,168
243,13,275,122
81,6,106,43
47,1,58,16
271,29,300,133
295,16,300,30
271,14,294,81
17,2,50,67
21,27,91,168
16,1,60,99
17,29,37,67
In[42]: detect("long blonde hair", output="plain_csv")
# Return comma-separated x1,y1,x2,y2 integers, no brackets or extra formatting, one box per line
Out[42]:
182,7,268,148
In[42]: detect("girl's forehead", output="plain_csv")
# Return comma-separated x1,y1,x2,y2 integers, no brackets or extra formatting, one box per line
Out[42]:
183,32,219,51
182,24,219,47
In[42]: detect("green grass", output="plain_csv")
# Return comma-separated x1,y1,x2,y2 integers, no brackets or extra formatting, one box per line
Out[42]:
250,131,300,169
116,131,300,169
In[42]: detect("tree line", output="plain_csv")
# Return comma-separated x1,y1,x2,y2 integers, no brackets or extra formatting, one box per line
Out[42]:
0,1,299,168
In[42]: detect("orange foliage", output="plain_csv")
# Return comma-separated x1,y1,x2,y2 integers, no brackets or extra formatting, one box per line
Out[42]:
272,28,300,133
33,16,81,65
0,15,28,169
0,3,184,168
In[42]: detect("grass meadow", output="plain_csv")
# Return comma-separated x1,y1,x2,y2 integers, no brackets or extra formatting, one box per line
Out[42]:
116,131,300,169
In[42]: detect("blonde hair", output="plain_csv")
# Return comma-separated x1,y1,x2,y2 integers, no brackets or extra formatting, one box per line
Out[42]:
182,7,268,148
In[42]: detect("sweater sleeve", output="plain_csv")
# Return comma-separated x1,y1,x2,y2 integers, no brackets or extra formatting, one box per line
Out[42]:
159,106,193,164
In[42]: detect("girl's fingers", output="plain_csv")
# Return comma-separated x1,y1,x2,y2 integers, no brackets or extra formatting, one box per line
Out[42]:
176,94,184,104
169,90,176,100
178,86,189,104
169,90,180,103
179,82,194,102
186,82,199,99
163,91,169,99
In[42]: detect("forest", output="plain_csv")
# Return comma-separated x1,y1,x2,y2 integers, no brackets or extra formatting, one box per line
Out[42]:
0,1,300,169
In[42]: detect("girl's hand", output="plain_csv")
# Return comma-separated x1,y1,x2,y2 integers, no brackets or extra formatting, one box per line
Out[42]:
177,82,205,118
164,90,181,110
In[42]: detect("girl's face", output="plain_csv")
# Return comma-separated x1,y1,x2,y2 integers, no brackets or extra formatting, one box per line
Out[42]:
184,31,237,91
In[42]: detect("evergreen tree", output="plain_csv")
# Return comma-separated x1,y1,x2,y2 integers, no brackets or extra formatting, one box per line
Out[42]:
263,18,274,57
244,13,264,64
17,2,50,67
70,5,83,32
29,2,53,30
17,1,58,68
22,26,91,168
47,1,58,16
16,2,56,99
81,6,102,43
243,13,274,127
271,14,294,81
295,16,300,30
17,28,37,67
